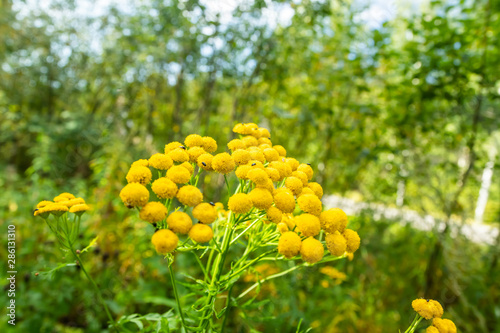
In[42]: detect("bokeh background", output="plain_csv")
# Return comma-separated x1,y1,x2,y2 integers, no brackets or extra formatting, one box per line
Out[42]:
1,0,500,332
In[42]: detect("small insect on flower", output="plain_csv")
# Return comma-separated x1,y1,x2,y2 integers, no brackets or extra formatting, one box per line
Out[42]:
193,203,217,224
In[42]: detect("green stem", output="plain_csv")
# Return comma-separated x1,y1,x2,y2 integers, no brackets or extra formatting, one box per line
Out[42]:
198,213,235,329
236,263,305,300
404,314,423,333
168,263,190,332
220,284,234,333
69,244,118,332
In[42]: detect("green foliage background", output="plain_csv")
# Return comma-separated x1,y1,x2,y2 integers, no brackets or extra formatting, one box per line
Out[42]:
0,0,499,332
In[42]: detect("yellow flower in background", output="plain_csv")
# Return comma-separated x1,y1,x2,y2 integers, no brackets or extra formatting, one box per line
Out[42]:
189,223,213,243
257,127,270,138
120,183,150,207
36,200,53,209
167,165,191,184
426,327,439,333
202,136,217,153
126,165,152,185
69,204,90,214
325,232,347,256
176,185,203,207
192,203,217,224
297,194,322,216
152,177,178,199
139,202,168,223
300,237,324,263
38,203,69,216
343,229,361,253
295,213,321,237
320,208,348,234
184,134,204,148
212,153,235,174
411,299,444,320
149,153,173,170
151,229,178,254
228,193,252,214
167,211,193,234
278,231,302,258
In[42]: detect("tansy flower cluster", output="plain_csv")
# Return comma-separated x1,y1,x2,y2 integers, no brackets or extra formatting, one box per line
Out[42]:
34,192,90,218
409,298,457,333
119,123,361,266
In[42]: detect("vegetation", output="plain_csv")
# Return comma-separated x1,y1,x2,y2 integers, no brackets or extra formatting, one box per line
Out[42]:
0,0,499,332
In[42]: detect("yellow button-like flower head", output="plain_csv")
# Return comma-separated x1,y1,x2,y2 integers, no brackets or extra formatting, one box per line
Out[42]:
278,231,302,258
167,211,192,234
266,206,282,223
126,166,152,185
285,176,304,196
212,153,235,174
202,136,217,153
325,232,347,256
231,149,251,165
343,229,361,253
197,153,214,171
151,229,178,254
152,177,178,199
176,185,203,207
300,237,324,263
193,203,217,224
139,202,168,223
149,153,173,170
273,191,296,213
297,194,322,216
167,165,191,184
295,213,321,237
189,223,213,243
120,183,150,208
297,163,313,180
320,208,348,233
411,299,444,320
248,188,273,210
228,193,253,214
184,134,204,148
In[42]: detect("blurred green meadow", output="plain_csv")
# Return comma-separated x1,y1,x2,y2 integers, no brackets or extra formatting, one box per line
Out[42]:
1,0,500,332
